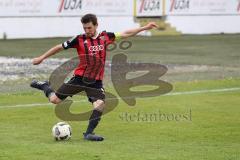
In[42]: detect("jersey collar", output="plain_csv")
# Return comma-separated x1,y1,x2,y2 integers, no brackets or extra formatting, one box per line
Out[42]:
91,31,99,39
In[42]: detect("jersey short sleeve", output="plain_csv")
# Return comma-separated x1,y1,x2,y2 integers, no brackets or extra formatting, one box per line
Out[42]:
62,36,79,49
106,32,122,43
106,32,115,41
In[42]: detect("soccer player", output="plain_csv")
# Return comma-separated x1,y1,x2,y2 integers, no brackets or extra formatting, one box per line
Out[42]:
31,13,158,141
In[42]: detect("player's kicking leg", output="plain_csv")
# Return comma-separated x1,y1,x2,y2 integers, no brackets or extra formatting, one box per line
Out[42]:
31,79,105,141
30,80,62,104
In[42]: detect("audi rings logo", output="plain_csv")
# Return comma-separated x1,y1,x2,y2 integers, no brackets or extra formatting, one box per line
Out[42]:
89,45,104,52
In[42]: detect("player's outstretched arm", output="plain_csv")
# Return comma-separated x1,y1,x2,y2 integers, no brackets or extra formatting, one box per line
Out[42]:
119,22,158,39
32,44,64,65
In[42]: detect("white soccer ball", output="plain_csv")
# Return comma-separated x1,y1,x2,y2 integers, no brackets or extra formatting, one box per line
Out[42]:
52,122,72,141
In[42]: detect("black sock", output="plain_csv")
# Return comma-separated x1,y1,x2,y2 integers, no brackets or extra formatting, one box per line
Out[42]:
42,84,54,98
86,110,103,134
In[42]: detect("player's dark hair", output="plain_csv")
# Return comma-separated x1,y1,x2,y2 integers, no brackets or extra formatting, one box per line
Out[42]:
81,14,98,25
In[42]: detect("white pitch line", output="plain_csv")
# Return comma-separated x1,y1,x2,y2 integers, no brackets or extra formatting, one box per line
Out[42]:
0,87,240,109
0,103,53,108
164,87,240,96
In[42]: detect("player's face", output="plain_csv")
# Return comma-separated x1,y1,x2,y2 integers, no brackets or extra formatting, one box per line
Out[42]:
83,22,98,37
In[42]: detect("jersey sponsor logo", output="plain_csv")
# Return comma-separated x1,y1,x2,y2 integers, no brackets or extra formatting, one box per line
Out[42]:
58,0,82,13
170,0,190,12
89,45,104,52
139,0,161,13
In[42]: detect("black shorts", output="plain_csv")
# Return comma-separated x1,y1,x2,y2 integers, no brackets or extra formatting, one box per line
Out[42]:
55,76,105,103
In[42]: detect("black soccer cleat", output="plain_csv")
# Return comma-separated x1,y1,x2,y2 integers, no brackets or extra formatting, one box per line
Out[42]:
83,133,104,141
30,80,49,90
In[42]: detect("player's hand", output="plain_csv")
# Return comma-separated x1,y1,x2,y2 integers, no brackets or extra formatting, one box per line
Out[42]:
32,57,44,65
144,22,158,30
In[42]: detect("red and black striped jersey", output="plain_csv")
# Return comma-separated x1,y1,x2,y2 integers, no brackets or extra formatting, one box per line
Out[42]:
62,31,116,80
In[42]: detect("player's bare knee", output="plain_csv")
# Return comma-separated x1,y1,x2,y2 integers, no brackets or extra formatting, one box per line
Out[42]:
49,95,62,104
96,99,105,106
93,100,105,111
